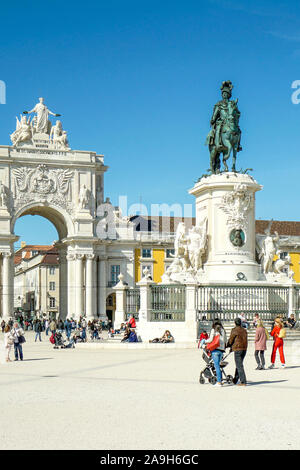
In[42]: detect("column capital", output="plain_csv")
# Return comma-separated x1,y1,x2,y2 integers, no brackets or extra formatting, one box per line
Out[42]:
86,254,95,261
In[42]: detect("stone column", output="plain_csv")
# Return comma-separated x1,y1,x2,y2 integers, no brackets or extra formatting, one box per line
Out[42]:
86,254,95,320
98,257,107,319
59,250,68,319
2,252,12,320
75,254,84,320
67,253,76,318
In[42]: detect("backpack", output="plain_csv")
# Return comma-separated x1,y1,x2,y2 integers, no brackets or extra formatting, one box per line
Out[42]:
49,334,55,344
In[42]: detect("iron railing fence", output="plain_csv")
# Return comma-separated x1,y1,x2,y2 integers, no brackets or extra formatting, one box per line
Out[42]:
294,287,300,319
125,288,140,321
196,285,289,322
150,284,186,322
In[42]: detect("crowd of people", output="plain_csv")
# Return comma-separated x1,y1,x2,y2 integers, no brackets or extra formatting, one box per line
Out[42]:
1,309,298,377
199,311,294,387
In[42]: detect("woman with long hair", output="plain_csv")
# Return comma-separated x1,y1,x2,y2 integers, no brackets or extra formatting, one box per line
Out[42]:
254,319,268,370
4,324,14,362
269,317,286,369
204,319,227,387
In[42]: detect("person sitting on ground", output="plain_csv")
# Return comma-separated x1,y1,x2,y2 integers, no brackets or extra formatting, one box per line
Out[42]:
160,330,174,343
150,330,174,344
128,329,138,343
108,327,115,338
287,314,296,329
121,326,131,342
238,312,250,329
72,327,83,343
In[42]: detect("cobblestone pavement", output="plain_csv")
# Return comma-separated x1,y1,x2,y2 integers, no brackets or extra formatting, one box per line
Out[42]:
1,331,300,450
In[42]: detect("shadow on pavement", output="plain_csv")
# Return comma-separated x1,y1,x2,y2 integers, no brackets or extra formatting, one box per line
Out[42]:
246,380,288,386
22,358,53,362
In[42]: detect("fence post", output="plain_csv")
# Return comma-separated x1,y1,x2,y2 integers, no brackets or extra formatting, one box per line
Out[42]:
113,274,128,329
184,278,198,342
288,284,296,318
136,268,155,341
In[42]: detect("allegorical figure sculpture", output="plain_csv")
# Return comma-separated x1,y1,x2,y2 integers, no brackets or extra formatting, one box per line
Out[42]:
206,81,242,174
165,219,208,279
50,120,69,149
78,184,90,210
0,182,8,208
23,97,61,134
10,115,33,146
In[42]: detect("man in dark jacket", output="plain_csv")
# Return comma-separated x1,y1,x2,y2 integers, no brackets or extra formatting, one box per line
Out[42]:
34,319,43,342
227,317,248,386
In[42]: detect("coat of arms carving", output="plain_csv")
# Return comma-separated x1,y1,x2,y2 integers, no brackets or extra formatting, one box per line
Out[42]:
12,164,73,212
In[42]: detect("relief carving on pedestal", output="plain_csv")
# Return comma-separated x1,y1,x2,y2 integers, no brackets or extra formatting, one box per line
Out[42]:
219,183,253,236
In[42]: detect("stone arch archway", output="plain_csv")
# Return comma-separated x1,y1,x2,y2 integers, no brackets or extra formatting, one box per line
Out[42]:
12,203,73,320
0,110,107,321
12,202,73,241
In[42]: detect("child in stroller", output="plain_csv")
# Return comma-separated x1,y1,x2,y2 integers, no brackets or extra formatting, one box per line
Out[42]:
199,346,233,385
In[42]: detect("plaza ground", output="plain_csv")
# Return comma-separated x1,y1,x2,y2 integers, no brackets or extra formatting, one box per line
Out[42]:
1,331,300,450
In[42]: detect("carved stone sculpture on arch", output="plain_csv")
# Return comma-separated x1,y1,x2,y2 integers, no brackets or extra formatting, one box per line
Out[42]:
78,184,90,210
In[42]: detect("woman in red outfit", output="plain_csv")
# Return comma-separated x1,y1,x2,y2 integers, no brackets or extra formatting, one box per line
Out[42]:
127,315,136,329
269,317,286,369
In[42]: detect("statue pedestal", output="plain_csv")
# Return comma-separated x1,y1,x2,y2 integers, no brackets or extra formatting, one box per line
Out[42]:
189,172,263,283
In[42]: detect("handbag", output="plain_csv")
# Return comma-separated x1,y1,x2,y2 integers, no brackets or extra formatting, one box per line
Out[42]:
18,335,26,344
278,328,286,339
206,334,220,352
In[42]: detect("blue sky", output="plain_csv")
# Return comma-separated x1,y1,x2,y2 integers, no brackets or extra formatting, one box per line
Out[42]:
1,0,300,246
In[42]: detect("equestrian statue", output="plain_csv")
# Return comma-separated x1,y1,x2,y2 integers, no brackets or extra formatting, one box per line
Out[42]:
206,81,242,174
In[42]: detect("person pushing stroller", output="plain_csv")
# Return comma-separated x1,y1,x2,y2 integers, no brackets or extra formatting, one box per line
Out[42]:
201,320,227,387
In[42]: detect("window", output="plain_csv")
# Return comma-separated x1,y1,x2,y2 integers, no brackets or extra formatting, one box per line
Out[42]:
142,248,152,258
31,250,38,257
166,249,175,258
49,281,55,291
49,267,56,275
280,252,288,260
110,265,120,285
49,297,55,308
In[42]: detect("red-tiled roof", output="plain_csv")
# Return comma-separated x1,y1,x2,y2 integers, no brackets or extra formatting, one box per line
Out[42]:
14,245,58,265
255,220,300,236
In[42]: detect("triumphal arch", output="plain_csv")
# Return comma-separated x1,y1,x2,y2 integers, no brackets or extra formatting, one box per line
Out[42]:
0,98,107,320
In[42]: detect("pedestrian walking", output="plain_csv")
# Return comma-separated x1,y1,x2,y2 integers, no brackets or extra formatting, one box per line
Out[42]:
34,319,43,342
269,317,286,369
4,324,14,362
50,319,57,335
45,319,50,336
227,318,248,386
204,320,227,387
12,322,25,361
254,319,269,370
1,319,6,333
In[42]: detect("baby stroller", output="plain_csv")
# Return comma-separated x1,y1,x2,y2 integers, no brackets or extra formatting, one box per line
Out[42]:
53,332,66,349
199,346,233,385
